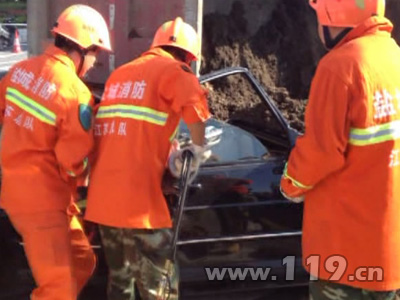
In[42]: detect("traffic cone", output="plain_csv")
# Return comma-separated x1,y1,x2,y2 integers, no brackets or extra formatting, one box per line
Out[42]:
13,29,21,53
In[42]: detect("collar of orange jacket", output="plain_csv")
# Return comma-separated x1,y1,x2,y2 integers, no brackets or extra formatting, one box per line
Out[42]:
141,47,179,61
44,45,76,72
334,16,393,50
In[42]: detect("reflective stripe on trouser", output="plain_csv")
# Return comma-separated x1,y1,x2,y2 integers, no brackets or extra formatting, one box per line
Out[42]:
99,225,178,300
309,278,400,300
7,209,96,300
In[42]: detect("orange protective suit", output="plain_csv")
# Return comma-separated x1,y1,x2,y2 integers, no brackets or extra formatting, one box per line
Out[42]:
85,47,210,229
0,45,96,299
281,17,400,290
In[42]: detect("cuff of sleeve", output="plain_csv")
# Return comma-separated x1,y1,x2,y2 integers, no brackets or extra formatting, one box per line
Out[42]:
66,157,89,178
67,202,81,216
283,162,313,190
280,177,306,198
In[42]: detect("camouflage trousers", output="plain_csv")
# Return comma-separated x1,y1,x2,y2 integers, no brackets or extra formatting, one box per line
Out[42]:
99,225,179,300
310,278,400,300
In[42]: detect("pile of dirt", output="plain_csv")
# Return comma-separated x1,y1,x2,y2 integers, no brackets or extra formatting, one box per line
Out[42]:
201,0,325,133
201,0,400,133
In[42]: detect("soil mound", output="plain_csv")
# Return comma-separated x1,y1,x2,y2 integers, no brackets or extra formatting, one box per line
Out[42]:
201,0,400,133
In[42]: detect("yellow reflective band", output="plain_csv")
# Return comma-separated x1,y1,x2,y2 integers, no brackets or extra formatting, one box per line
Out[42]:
66,157,88,177
6,87,56,126
76,199,87,210
169,124,179,142
283,163,313,190
349,120,400,146
67,170,76,177
96,104,168,126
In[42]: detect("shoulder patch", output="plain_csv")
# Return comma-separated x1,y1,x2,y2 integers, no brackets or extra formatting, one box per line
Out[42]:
79,104,93,131
181,64,193,74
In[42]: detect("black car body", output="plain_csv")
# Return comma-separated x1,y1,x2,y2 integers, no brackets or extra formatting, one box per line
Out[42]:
0,67,307,299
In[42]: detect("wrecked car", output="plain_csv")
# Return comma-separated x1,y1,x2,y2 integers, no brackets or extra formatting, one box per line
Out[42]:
0,67,307,299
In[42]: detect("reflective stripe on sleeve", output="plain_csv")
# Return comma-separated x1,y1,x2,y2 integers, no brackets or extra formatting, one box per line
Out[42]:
169,124,179,142
349,120,400,146
283,163,313,190
6,87,56,126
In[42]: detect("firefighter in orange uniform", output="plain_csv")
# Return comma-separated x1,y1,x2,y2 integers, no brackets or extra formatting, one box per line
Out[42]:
0,5,112,300
85,17,211,300
280,0,400,299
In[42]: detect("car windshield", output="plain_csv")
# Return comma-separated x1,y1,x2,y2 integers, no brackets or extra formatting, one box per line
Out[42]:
178,118,268,164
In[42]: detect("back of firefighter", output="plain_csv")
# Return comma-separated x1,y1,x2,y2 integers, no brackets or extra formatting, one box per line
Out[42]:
280,0,400,299
0,5,112,300
85,17,210,300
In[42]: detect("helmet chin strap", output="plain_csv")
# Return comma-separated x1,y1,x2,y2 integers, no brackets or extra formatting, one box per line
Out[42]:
76,48,89,77
323,26,352,50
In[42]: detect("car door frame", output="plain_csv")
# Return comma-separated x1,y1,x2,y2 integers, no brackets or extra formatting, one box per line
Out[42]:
172,67,306,295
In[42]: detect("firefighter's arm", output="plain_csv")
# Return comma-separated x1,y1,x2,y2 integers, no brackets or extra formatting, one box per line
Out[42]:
161,64,211,126
175,69,210,162
187,121,206,146
281,66,351,200
162,65,211,181
54,88,94,181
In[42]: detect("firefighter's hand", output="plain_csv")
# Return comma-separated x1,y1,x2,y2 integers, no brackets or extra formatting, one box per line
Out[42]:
280,186,305,203
168,144,210,183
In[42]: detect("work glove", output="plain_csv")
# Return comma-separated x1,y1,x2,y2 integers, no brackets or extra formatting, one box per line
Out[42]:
279,185,305,203
168,143,211,184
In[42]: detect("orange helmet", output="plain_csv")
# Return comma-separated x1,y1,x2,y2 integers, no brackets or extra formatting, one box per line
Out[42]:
309,0,385,27
52,4,112,51
151,17,200,61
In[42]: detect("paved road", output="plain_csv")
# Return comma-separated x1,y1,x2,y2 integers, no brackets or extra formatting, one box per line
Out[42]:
0,48,28,72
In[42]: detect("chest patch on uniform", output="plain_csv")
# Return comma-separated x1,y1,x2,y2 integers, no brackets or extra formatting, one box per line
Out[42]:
79,104,93,131
181,65,193,74
355,0,365,9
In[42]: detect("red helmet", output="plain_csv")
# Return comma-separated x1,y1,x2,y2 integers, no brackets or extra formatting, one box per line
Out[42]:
309,0,385,27
151,17,200,61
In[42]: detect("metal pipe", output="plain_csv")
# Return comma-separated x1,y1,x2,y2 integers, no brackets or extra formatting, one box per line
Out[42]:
177,231,302,245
